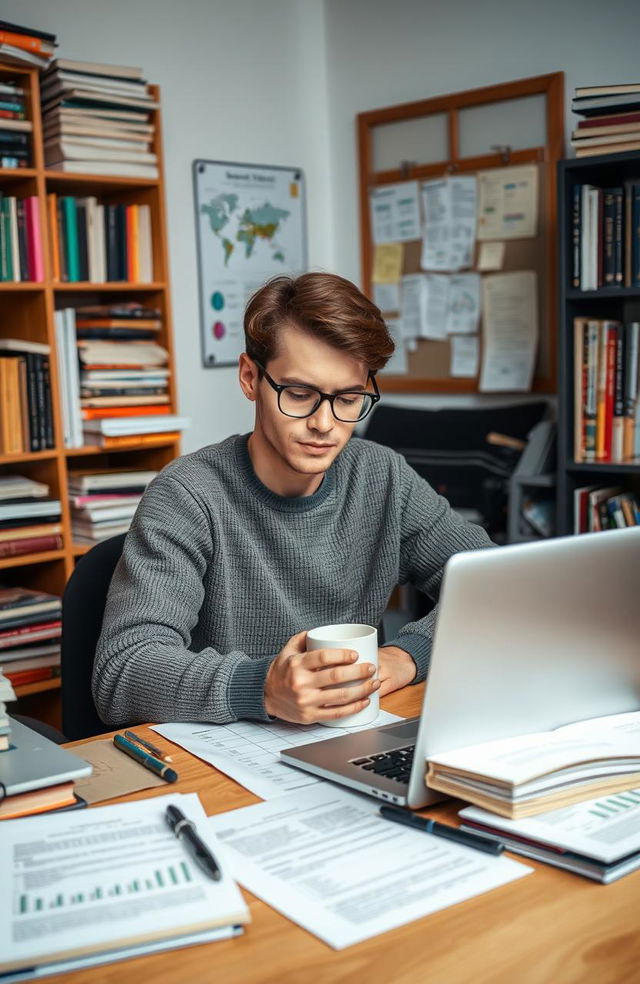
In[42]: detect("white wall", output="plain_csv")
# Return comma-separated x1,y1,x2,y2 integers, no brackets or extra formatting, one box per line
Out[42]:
324,0,640,412
7,0,334,452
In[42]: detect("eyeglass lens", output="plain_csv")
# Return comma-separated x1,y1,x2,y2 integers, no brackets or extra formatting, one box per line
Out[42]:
279,386,373,421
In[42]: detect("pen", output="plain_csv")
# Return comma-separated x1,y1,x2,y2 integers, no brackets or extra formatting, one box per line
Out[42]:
379,805,505,856
113,733,179,783
124,729,173,762
165,804,222,881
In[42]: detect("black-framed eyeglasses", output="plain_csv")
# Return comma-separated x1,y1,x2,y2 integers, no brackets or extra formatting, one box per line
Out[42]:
254,361,380,422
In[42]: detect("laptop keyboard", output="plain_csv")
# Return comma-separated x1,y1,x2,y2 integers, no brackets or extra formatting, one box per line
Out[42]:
350,744,415,784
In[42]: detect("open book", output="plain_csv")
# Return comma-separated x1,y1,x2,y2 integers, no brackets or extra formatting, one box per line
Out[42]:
426,710,640,818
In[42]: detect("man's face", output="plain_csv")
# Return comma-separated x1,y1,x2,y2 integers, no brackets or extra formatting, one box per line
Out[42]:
242,324,370,491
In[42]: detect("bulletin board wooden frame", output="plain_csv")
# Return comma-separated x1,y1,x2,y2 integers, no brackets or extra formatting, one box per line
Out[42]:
357,72,564,394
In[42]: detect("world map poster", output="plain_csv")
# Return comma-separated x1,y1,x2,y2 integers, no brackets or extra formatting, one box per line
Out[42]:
194,160,307,366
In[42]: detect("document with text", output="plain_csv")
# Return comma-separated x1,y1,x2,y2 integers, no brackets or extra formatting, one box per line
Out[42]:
153,711,402,801
208,784,532,949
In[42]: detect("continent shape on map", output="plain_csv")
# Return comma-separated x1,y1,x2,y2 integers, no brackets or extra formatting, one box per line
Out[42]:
201,195,290,267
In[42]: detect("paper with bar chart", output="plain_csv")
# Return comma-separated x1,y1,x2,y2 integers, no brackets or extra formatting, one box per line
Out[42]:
460,787,640,878
0,793,249,976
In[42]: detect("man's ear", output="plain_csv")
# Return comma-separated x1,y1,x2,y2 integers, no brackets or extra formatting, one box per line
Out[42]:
238,353,259,402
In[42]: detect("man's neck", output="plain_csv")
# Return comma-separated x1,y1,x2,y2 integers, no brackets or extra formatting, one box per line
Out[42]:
247,432,325,498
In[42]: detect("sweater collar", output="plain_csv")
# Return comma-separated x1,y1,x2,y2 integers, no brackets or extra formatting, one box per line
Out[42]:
235,434,336,512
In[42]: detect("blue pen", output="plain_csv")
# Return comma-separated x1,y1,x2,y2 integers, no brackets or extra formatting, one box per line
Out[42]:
113,733,179,783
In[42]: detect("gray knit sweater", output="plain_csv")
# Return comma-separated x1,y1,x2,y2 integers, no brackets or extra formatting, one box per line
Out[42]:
92,434,491,727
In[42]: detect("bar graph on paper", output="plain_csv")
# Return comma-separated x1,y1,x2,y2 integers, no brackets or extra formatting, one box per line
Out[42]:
588,789,640,819
16,860,195,916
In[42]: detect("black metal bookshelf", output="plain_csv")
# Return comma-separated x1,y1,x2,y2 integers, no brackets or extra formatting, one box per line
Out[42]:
557,150,640,535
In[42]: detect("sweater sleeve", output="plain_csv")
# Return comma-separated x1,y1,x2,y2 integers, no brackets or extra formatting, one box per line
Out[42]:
382,456,494,683
92,473,275,728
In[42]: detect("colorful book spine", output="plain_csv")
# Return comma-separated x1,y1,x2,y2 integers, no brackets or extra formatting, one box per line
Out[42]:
62,196,80,282
0,535,63,558
25,196,43,282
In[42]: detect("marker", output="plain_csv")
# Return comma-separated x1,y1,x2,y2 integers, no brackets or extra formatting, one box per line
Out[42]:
124,729,173,762
379,804,505,855
113,733,178,783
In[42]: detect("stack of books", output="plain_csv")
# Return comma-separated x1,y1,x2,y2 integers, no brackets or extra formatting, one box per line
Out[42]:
0,588,62,687
68,468,157,544
40,58,158,178
572,84,640,158
0,19,55,70
47,193,153,283
54,306,183,446
573,484,640,533
0,193,44,280
571,182,640,290
426,709,640,819
0,79,32,169
0,666,15,750
0,339,55,452
0,717,91,821
460,787,640,883
572,318,640,462
0,475,63,558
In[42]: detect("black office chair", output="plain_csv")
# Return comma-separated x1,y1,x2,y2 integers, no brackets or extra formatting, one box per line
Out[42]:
61,532,127,741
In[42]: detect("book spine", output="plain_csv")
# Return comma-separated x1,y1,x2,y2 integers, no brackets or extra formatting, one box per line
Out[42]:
612,324,625,463
0,535,63,558
0,194,8,281
75,202,89,282
34,354,47,451
8,196,19,282
56,197,68,281
42,356,54,448
95,430,181,448
584,320,599,461
106,203,118,281
603,323,617,461
25,352,39,451
62,196,80,282
572,185,581,289
15,198,28,279
573,317,585,461
0,29,53,55
17,356,29,452
633,185,640,288
47,193,60,282
596,188,604,288
603,188,615,285
25,196,43,282
623,321,640,460
117,202,127,281
613,188,624,284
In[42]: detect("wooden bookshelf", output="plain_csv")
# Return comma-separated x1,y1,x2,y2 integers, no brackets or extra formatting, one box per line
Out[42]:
556,150,640,535
0,63,180,727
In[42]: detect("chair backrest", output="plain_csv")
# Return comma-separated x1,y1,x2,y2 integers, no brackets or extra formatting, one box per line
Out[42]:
61,533,127,740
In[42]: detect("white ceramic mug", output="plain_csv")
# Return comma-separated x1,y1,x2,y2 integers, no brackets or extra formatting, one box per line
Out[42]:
306,623,379,729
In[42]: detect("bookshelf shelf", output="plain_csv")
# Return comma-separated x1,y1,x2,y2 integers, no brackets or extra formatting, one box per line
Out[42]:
0,550,66,570
566,288,640,300
0,283,45,291
14,678,61,698
0,63,179,721
0,168,37,181
557,152,640,535
0,451,59,465
53,282,167,292
45,172,160,190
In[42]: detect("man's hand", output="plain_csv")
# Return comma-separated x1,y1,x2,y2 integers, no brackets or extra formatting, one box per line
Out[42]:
377,646,416,697
264,630,380,724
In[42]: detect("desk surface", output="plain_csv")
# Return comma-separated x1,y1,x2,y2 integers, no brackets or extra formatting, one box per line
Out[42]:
61,686,640,984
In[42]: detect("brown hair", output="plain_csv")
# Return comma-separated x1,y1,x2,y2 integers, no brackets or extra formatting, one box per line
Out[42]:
243,272,394,372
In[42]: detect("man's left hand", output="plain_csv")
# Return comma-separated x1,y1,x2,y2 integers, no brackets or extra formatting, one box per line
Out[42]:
377,646,416,697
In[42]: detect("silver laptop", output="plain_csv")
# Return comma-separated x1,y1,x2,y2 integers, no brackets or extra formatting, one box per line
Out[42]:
281,527,640,809
1,717,92,796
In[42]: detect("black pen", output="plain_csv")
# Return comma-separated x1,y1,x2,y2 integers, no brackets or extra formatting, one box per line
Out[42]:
165,804,222,881
379,805,505,856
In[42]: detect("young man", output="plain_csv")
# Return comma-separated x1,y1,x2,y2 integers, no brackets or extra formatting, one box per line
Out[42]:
93,273,491,728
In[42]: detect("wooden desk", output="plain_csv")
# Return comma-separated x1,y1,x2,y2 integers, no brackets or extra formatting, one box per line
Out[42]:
62,686,640,984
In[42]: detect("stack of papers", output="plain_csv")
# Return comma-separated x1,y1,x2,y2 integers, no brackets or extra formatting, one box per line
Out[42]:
0,793,249,980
